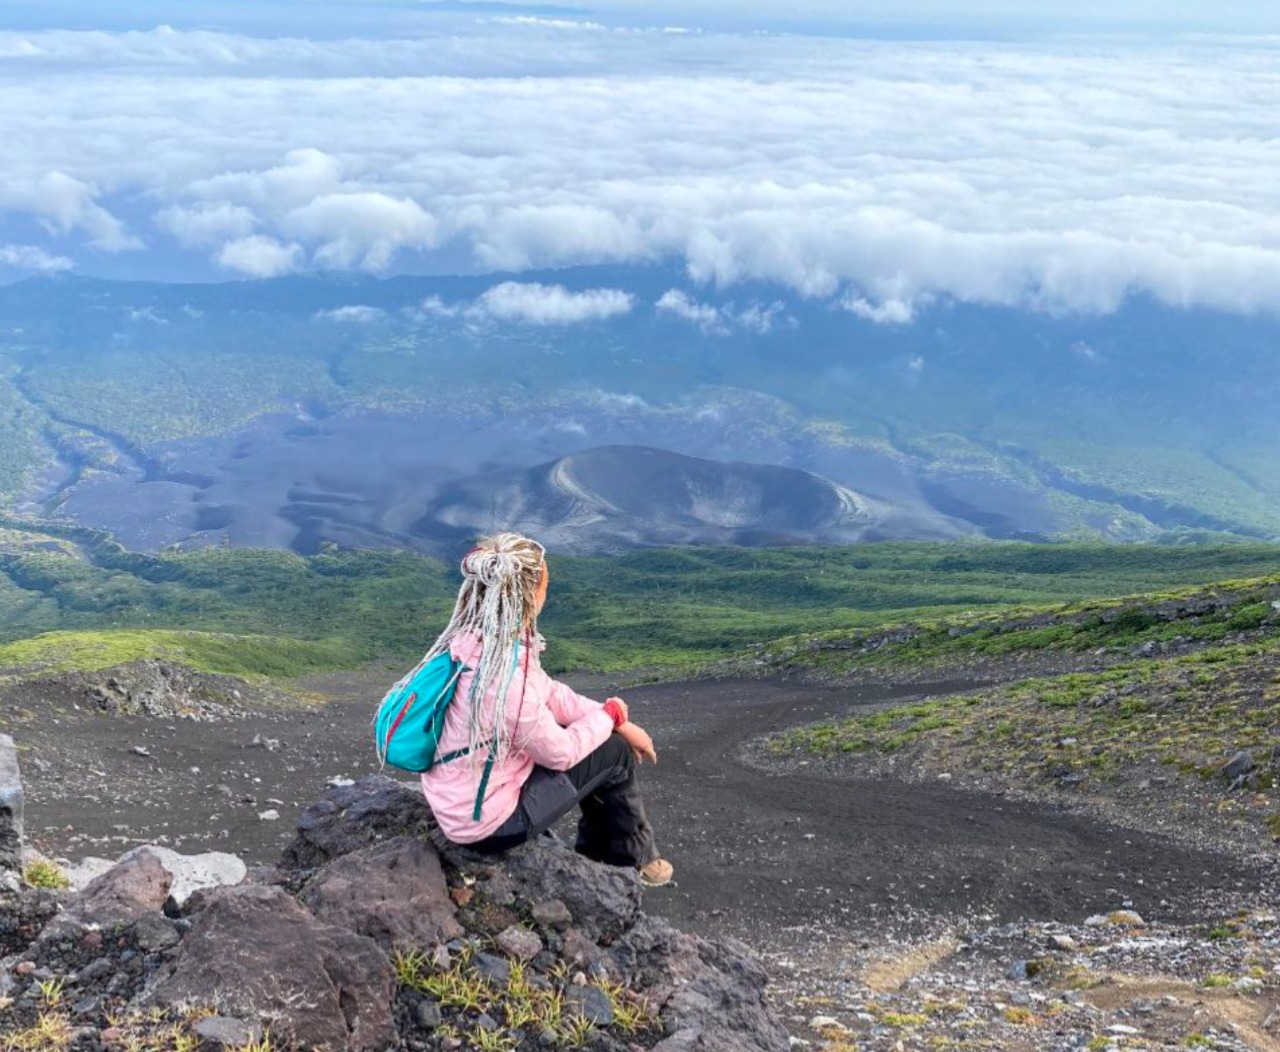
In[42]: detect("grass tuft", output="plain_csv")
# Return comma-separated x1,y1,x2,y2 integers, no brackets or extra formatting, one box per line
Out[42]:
22,859,69,891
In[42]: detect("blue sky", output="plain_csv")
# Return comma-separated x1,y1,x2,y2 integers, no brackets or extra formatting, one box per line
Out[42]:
1,1,1279,319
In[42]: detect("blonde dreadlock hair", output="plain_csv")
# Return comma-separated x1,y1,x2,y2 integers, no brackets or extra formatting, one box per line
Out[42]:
399,532,547,766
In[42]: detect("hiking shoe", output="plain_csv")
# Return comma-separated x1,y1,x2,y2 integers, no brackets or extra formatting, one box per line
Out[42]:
639,858,674,887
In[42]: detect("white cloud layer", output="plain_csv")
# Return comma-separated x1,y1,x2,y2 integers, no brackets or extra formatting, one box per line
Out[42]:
475,282,635,324
3,23,1280,316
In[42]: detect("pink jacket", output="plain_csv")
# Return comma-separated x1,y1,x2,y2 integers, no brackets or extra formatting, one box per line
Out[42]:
420,630,614,843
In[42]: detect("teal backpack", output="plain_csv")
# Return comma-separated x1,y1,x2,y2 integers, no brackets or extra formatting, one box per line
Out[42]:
373,643,520,820
373,651,468,774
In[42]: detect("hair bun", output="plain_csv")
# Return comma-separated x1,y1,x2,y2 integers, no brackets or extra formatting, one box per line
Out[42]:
460,547,522,586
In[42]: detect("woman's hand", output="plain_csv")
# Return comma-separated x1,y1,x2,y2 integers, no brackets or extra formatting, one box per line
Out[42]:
618,722,657,765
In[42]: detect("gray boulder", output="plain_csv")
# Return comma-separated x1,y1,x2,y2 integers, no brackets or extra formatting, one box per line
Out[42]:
1222,749,1256,787
609,915,788,1052
117,845,246,907
0,734,23,878
282,774,438,872
144,885,395,1052
303,836,462,949
69,848,172,926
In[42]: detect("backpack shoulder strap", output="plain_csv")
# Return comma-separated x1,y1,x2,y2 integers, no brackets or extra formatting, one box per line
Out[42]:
468,639,522,821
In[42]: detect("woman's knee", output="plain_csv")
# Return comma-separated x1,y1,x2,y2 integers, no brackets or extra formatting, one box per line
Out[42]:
603,732,634,770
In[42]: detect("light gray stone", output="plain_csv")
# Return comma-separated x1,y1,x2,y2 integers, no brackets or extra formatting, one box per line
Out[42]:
531,899,573,928
0,735,23,876
495,925,543,962
60,857,117,892
194,1016,264,1048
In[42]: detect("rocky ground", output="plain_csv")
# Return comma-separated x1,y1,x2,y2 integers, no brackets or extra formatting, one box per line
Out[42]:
4,659,1280,1049
2,774,783,1052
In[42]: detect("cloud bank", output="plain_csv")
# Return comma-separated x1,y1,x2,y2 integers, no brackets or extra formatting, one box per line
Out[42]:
2,22,1280,317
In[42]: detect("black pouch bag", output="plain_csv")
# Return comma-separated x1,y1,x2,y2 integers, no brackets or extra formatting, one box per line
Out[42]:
517,766,581,837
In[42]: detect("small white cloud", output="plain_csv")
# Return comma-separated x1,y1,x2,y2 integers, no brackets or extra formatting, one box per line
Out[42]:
313,305,386,323
1069,340,1101,361
128,306,168,324
0,243,72,273
216,235,301,277
842,295,915,326
732,301,788,334
476,282,634,324
657,289,790,335
908,355,925,373
156,202,257,249
656,289,726,334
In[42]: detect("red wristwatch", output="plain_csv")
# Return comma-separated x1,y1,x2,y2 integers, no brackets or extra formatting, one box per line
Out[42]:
602,700,627,728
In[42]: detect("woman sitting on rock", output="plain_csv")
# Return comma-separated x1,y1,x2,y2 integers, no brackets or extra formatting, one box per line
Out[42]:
416,532,673,887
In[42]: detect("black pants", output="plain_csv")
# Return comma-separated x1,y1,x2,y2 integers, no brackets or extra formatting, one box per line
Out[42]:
472,734,658,867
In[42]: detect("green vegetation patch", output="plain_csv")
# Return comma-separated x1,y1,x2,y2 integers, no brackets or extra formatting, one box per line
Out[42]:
0,629,362,679
24,349,340,445
0,521,1278,679
773,639,1280,845
753,568,1280,679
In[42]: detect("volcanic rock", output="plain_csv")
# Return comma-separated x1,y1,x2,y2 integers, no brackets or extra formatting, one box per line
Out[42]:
0,734,23,880
145,884,395,1051
303,835,462,949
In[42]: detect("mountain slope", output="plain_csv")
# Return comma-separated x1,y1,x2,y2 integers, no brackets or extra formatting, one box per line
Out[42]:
0,271,1276,550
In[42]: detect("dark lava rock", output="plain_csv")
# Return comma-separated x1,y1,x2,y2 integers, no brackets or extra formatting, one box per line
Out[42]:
144,885,395,1052
415,1000,442,1030
282,775,438,872
77,659,239,720
566,984,615,1026
502,838,641,942
0,887,59,958
129,914,181,952
1222,750,1256,786
304,835,463,949
473,952,511,986
609,915,788,1052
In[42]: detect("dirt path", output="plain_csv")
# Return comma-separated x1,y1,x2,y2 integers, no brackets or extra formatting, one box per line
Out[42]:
620,678,1266,943
11,673,1269,948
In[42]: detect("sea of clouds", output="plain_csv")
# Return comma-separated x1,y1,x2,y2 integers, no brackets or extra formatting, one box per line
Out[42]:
1,17,1279,319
